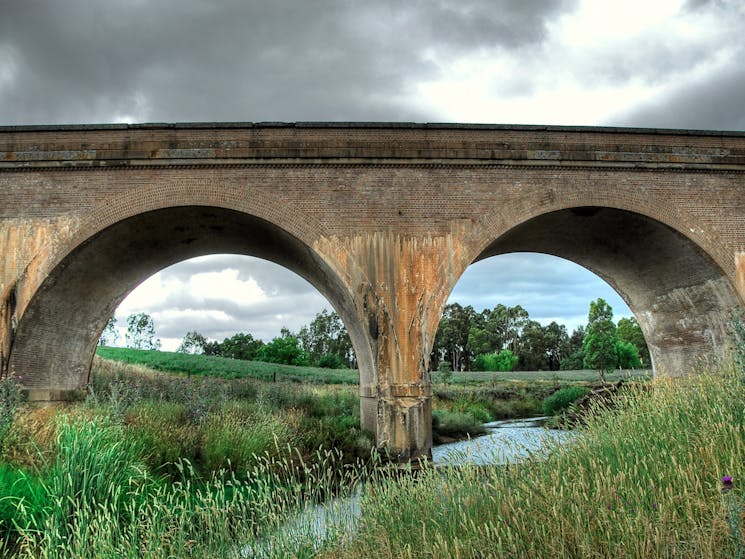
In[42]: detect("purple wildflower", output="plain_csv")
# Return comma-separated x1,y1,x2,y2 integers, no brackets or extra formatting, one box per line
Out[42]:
722,476,734,494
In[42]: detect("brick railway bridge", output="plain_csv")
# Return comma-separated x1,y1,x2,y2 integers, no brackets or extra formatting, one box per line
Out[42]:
2,122,745,460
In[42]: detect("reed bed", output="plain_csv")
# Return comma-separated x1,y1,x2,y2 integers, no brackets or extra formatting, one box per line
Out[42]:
327,365,745,558
1,360,743,557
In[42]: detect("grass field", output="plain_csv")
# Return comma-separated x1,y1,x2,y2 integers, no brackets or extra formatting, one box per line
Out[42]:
96,346,360,384
0,355,739,556
96,346,650,384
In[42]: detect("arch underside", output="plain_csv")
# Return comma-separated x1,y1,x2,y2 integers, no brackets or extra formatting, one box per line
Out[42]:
477,207,741,375
9,206,371,396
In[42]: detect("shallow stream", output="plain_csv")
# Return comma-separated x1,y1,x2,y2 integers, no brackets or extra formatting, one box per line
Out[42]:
432,416,576,466
243,417,577,557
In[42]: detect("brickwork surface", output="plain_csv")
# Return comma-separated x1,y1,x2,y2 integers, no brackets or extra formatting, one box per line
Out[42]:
1,123,744,459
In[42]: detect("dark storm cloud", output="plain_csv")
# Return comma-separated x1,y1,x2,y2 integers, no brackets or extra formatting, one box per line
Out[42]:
0,0,575,125
608,1,745,131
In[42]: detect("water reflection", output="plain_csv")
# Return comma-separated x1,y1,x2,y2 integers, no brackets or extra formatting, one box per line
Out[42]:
432,416,576,466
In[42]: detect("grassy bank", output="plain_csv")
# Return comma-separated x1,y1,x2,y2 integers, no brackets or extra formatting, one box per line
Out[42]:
93,347,635,440
0,357,742,556
96,346,360,384
326,365,745,558
97,346,648,384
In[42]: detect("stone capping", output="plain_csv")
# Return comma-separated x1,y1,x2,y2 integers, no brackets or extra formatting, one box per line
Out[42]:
0,121,744,137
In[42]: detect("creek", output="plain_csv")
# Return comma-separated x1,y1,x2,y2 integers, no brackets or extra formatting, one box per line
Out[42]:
432,416,576,465
243,417,578,557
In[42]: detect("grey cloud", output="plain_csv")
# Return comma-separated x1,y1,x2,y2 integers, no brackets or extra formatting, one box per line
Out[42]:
610,65,745,131
157,256,315,296
0,0,577,125
147,290,328,342
450,254,631,322
605,1,745,130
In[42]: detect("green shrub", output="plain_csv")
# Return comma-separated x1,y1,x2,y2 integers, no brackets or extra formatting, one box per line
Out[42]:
432,410,486,439
437,361,453,384
201,402,293,472
451,398,492,423
301,415,373,460
318,353,345,369
473,349,518,372
542,385,589,415
125,401,200,476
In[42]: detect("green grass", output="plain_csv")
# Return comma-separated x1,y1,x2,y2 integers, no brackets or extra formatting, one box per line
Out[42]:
326,365,745,558
444,368,652,384
1,353,743,556
97,346,359,384
98,346,649,385
541,385,589,415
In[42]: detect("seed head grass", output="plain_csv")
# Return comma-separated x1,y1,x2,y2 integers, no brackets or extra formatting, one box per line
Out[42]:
326,364,745,558
2,358,744,557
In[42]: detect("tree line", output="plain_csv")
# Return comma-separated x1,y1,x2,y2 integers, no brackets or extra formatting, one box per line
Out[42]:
100,298,649,376
431,298,650,378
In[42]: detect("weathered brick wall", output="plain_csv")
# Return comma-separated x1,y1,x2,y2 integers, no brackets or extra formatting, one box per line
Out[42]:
1,123,744,458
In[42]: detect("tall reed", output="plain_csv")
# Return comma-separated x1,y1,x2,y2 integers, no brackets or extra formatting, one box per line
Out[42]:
329,365,745,558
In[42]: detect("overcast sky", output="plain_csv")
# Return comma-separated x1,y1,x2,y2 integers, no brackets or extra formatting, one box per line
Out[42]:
2,0,743,349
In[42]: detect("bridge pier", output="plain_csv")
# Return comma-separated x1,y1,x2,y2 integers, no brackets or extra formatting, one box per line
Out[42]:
317,230,469,461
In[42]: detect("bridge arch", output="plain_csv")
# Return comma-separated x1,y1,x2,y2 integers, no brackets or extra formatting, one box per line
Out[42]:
8,199,372,402
469,206,741,375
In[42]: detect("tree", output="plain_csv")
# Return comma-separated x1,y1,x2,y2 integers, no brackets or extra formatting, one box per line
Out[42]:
432,303,477,371
177,331,207,354
125,313,160,350
491,304,530,355
617,316,650,366
560,326,585,370
257,332,309,366
583,299,618,382
616,339,642,369
216,332,264,360
298,309,355,368
99,316,118,346
518,320,551,370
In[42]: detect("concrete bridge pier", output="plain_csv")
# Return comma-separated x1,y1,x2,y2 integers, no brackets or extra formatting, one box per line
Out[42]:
317,230,470,461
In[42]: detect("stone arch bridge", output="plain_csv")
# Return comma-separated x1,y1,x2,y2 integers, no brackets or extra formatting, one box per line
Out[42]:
2,122,745,460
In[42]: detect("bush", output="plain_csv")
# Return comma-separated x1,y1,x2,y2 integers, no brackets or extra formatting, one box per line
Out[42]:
473,349,518,372
201,402,294,472
437,361,453,384
432,410,486,440
125,401,200,476
542,386,589,415
616,340,641,369
318,353,345,369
